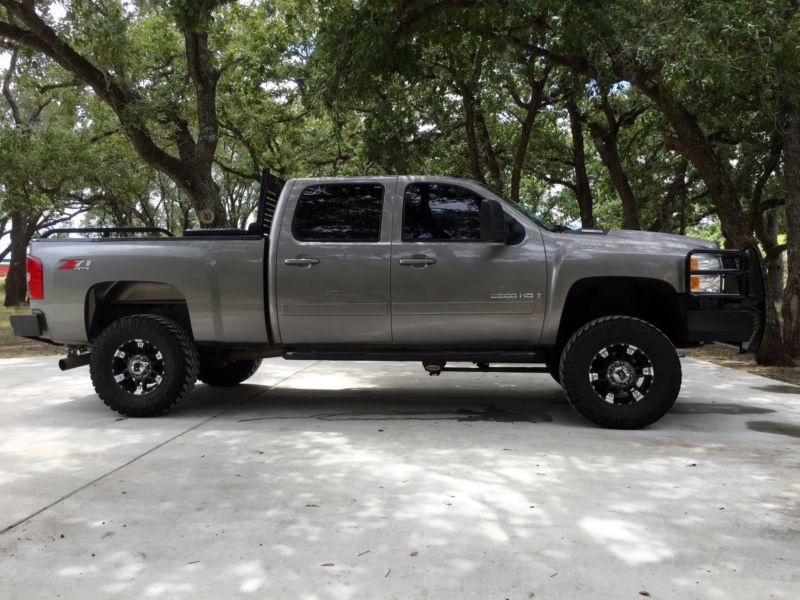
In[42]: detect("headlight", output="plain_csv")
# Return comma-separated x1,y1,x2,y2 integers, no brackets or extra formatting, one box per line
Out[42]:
690,253,723,293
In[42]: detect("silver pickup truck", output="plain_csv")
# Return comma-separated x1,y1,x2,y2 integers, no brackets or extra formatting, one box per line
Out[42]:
11,171,765,428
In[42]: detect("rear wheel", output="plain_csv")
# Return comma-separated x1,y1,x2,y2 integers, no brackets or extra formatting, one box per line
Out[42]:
199,357,262,387
559,316,681,429
90,315,199,417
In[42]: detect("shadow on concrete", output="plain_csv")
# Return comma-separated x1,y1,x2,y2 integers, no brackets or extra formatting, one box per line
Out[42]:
746,420,800,439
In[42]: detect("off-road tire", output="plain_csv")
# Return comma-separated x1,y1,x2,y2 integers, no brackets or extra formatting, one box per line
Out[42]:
559,316,681,429
198,357,262,387
90,314,199,417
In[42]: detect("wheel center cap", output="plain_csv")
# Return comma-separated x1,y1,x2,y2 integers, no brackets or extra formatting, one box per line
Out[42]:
607,360,635,387
128,354,151,377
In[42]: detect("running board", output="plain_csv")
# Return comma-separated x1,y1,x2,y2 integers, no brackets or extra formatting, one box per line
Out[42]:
440,366,548,373
282,350,547,364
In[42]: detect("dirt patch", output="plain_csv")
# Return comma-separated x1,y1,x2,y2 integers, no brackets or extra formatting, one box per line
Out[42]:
0,339,62,359
683,343,800,388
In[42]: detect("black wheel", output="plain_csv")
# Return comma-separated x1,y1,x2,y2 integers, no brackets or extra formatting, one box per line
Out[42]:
559,316,681,429
198,356,262,387
90,315,199,417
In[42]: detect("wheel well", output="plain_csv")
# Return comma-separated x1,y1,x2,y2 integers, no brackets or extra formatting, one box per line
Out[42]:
556,277,685,348
86,281,192,340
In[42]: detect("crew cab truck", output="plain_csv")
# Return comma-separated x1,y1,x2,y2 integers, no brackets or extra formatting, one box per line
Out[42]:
10,171,765,428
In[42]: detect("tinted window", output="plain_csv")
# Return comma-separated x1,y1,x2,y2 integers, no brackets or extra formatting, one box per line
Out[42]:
402,183,484,241
293,184,384,241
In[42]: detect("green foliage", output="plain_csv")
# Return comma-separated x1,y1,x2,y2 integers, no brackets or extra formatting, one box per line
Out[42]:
0,0,795,245
168,0,235,32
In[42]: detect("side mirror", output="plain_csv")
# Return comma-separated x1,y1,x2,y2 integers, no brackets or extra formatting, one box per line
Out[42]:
480,199,506,242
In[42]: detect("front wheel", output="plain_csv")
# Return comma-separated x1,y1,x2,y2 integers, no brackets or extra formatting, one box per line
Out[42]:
559,316,681,429
90,315,199,417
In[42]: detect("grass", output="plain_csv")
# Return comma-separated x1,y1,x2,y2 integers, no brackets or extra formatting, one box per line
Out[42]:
0,279,63,359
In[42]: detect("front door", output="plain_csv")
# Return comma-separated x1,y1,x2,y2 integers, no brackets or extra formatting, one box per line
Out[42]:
390,179,547,345
275,178,396,344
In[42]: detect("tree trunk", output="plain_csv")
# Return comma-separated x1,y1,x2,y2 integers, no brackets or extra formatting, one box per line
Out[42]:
611,56,791,365
611,57,753,243
3,210,37,307
460,87,485,184
475,105,503,191
650,160,687,232
510,66,550,200
510,100,538,200
678,187,687,235
783,108,800,357
566,99,594,228
764,210,785,300
589,123,641,229
186,172,225,227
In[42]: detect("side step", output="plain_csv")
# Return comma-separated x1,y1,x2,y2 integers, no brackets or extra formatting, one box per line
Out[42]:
435,366,548,373
282,350,547,363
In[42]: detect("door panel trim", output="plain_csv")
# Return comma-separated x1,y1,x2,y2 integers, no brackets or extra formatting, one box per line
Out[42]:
282,302,389,316
392,301,537,315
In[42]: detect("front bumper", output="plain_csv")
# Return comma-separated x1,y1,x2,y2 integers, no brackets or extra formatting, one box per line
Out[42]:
9,311,45,338
683,247,765,352
685,309,760,343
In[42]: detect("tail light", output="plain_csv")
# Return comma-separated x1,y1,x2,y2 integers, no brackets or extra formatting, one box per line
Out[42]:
27,256,44,299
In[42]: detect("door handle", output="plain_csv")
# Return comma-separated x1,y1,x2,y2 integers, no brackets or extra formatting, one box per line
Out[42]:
284,257,320,267
398,256,436,267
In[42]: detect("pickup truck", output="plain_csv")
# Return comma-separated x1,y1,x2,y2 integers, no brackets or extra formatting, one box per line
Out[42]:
10,171,765,428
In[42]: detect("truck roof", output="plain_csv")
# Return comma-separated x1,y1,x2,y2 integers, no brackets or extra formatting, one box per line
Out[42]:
286,175,485,186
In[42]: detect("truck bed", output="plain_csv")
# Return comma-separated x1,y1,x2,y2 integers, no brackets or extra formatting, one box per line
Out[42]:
28,235,270,346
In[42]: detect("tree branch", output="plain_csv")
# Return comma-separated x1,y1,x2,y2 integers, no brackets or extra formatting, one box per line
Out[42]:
395,0,481,37
0,3,191,186
214,159,259,183
766,243,787,259
27,96,53,124
543,175,577,191
2,44,21,126
89,126,123,143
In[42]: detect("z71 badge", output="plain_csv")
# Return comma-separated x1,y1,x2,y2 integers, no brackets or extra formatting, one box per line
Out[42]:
57,258,92,271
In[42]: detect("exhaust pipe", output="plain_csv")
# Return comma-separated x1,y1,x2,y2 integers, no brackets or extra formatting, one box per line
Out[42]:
59,353,91,371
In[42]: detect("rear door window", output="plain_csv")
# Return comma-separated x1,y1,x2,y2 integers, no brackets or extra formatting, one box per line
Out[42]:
293,184,384,242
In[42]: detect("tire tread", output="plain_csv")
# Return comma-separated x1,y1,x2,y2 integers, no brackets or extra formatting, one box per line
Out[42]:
90,314,198,417
559,315,681,429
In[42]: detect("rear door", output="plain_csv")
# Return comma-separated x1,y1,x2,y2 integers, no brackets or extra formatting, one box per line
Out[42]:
390,178,547,345
275,178,395,344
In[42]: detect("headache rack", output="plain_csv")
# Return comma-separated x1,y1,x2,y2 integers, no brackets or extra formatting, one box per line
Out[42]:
250,168,286,236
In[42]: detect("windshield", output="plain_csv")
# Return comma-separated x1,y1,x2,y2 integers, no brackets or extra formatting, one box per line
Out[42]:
503,196,567,232
476,183,567,232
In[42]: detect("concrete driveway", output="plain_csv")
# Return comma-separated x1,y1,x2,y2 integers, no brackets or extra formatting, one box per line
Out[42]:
0,356,798,599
